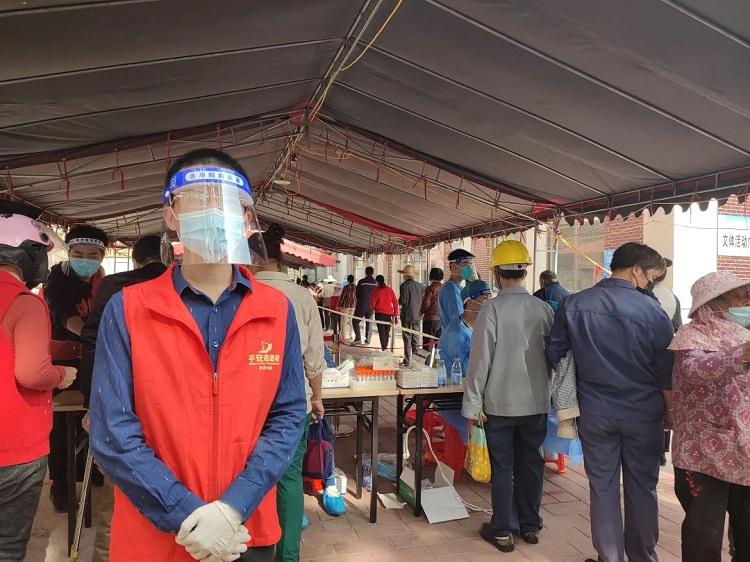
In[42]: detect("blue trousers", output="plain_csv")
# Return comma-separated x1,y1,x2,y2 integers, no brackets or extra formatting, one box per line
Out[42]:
484,414,547,536
578,413,663,562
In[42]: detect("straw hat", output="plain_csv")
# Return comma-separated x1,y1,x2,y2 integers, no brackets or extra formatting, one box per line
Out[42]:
398,264,417,277
323,275,337,283
688,271,750,318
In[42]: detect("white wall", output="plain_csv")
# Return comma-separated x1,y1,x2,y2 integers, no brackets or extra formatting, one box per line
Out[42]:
673,201,718,322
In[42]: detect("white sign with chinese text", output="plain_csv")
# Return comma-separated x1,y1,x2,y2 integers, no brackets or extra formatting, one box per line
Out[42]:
718,214,750,256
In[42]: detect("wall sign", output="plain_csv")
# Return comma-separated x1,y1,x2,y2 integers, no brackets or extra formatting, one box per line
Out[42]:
718,214,750,257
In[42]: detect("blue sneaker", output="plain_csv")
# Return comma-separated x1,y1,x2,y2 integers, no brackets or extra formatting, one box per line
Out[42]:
301,514,309,531
322,486,346,516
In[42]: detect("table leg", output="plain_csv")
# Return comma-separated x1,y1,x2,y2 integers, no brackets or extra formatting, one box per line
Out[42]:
396,393,404,482
355,401,364,500
414,397,424,517
66,412,76,552
369,397,379,524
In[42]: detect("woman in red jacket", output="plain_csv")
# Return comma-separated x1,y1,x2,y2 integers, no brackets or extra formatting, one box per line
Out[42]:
370,275,399,351
0,211,76,561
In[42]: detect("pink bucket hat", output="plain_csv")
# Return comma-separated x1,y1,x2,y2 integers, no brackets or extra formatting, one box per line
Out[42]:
688,271,750,318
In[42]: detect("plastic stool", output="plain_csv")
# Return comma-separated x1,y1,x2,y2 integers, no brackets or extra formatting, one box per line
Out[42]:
405,409,444,465
435,422,467,481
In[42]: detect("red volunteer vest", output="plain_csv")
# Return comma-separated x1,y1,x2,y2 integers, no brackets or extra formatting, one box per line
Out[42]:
110,267,289,562
0,271,55,467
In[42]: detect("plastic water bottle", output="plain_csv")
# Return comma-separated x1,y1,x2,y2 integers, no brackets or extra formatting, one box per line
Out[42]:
451,358,463,386
362,461,372,492
436,353,447,387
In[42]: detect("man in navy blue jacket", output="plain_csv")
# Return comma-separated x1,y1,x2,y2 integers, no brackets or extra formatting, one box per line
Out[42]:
547,243,673,562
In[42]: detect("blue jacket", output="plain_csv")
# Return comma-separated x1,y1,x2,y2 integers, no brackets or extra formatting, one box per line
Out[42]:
546,278,674,421
439,316,472,376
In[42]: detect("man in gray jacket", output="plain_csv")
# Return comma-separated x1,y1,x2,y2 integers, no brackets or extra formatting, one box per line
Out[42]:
398,264,423,366
462,240,552,553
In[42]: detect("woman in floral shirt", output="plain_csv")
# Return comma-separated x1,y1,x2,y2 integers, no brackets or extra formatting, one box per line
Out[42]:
668,271,750,562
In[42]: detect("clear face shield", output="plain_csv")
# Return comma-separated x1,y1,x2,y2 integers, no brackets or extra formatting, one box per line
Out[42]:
161,166,268,266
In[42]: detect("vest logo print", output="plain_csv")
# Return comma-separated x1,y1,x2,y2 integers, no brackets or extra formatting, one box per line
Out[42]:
248,342,280,372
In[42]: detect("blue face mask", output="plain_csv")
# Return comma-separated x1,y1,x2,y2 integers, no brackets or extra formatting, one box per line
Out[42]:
724,306,750,327
460,264,476,282
178,208,251,264
69,258,100,278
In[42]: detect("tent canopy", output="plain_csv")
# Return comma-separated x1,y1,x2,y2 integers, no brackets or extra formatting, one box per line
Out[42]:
3,0,750,253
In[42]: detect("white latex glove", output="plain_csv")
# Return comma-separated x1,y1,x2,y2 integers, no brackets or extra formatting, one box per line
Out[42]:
176,501,250,560
198,528,250,562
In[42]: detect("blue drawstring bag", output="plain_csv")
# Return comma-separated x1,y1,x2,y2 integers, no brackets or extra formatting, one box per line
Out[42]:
303,416,335,480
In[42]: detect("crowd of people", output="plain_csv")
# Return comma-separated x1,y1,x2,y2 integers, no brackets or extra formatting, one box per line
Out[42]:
0,146,747,562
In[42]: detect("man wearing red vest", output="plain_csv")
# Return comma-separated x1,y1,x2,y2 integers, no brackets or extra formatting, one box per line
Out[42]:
0,207,77,561
89,149,306,562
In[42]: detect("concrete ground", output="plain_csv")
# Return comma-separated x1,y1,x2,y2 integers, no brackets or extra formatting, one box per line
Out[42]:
27,327,733,561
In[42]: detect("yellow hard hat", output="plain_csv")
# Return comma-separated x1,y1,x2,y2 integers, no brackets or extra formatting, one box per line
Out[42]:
491,240,532,269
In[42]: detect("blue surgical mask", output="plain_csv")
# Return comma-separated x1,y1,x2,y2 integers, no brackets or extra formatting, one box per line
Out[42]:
460,264,476,282
724,306,750,327
69,258,100,278
178,208,250,264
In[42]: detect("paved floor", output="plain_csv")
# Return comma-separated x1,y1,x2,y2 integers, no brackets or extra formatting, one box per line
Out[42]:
27,331,733,561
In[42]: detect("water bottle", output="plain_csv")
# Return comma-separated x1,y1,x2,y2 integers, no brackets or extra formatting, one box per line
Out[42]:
436,353,447,387
451,358,463,386
362,461,372,492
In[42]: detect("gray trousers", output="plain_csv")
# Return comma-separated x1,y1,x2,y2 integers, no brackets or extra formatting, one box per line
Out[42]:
578,413,663,562
0,456,47,562
401,321,421,363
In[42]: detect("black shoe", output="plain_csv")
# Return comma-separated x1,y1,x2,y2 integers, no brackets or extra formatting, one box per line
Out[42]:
480,523,515,553
50,481,68,513
660,454,668,467
401,360,410,367
522,530,540,544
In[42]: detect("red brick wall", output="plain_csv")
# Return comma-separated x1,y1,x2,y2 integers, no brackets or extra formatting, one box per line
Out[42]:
604,214,643,249
471,237,493,283
717,196,750,276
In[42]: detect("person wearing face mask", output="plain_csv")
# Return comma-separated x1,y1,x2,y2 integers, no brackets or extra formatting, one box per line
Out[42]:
0,208,77,561
438,279,491,376
439,248,475,331
667,272,750,562
43,223,108,511
463,241,552,553
547,242,674,562
89,148,306,562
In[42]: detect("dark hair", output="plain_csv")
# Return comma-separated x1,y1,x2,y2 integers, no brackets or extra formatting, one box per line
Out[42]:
65,224,109,247
610,242,665,273
365,266,374,276
165,148,249,192
429,267,444,281
376,274,386,288
261,223,285,261
347,274,355,283
539,270,557,283
654,258,673,284
498,269,526,280
132,235,162,264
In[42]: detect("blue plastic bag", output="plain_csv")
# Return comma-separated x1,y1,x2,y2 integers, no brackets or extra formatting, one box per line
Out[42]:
543,408,584,466
303,416,335,480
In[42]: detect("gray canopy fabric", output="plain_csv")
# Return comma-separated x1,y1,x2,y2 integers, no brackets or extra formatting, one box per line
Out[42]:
3,0,750,252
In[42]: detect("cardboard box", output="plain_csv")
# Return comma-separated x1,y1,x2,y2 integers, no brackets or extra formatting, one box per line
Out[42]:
397,366,438,389
398,460,469,524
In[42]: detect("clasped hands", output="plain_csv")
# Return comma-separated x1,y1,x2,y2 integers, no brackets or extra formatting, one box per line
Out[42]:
176,501,250,561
